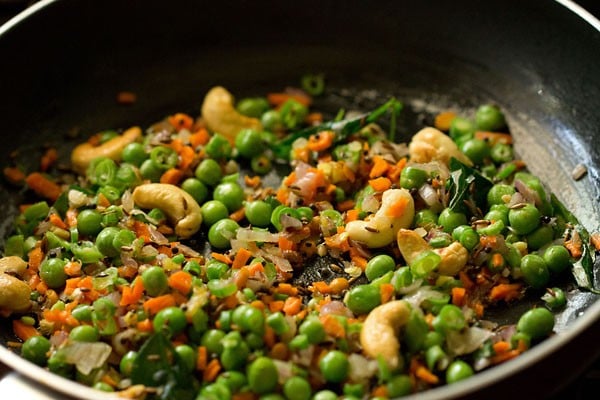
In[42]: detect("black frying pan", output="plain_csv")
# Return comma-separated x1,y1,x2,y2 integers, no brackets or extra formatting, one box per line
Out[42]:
1,0,600,399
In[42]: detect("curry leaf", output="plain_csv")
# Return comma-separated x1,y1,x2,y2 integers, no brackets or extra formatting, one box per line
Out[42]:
131,332,173,387
448,158,493,216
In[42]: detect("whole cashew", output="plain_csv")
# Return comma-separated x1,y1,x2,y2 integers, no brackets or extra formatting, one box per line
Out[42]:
71,126,142,174
0,256,28,276
346,189,414,248
0,273,31,313
132,183,202,239
409,127,472,166
360,300,410,369
201,86,262,143
397,229,468,276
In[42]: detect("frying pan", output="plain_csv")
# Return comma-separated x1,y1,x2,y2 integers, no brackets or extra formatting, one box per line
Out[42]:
1,0,600,399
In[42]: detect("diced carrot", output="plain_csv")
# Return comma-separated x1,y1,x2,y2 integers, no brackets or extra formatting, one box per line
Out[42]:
40,147,58,172
385,196,410,218
473,302,485,318
489,283,523,302
28,247,44,272
337,199,355,213
133,220,152,243
96,192,111,208
203,359,222,382
311,281,331,294
380,283,395,304
459,271,474,290
320,314,346,339
282,296,302,316
351,255,368,270
160,168,184,185
490,349,520,364
232,248,253,270
267,92,312,107
12,320,40,341
65,209,78,228
451,287,467,307
136,318,153,332
268,300,285,313
493,341,511,354
232,393,258,400
178,145,196,171
276,187,289,205
278,236,296,252
116,91,136,104
49,213,68,230
479,235,499,250
120,277,145,306
345,209,360,223
591,232,600,251
247,262,265,276
474,131,513,145
3,166,26,185
64,277,82,295
229,207,246,222
100,373,118,388
434,111,457,131
191,345,207,372
269,342,289,360
305,112,323,125
35,280,48,295
565,230,583,259
387,157,408,182
276,283,298,296
190,128,210,148
168,113,194,130
211,252,232,265
368,176,392,192
369,155,390,178
143,294,176,315
307,130,335,152
415,365,439,385
233,267,250,290
244,175,261,188
371,385,389,398
168,271,193,295
25,172,62,201
282,171,297,187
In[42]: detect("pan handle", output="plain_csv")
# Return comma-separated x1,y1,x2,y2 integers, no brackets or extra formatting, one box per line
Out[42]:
0,371,74,399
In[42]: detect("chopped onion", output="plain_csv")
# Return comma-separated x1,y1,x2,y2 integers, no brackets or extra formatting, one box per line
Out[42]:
148,225,169,245
280,214,303,230
121,190,134,213
514,179,541,205
361,194,380,213
418,183,443,211
236,228,280,243
273,360,294,384
446,327,493,356
61,341,112,375
68,189,91,209
348,354,378,381
257,247,293,272
320,301,353,318
403,285,446,308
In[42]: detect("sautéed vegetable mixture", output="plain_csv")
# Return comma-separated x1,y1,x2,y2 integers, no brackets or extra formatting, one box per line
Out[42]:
0,82,597,399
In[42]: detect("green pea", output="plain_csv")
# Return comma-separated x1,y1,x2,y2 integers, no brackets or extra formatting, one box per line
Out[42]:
510,332,531,350
460,138,490,165
112,229,136,251
121,142,147,166
201,329,226,355
208,218,240,249
452,225,479,251
526,225,554,250
119,350,137,377
409,250,441,278
205,134,232,160
72,305,93,321
115,163,140,189
195,158,223,186
446,360,474,383
517,307,555,340
251,154,272,175
206,261,230,280
150,146,178,170
414,209,438,230
69,325,99,342
175,344,196,371
543,245,571,274
139,159,162,182
217,371,248,393
201,200,230,227
299,317,326,344
266,312,289,335
391,266,413,291
520,254,550,289
142,266,168,296
261,110,283,131
475,104,506,131
233,305,265,335
181,178,209,204
280,99,308,129
541,287,567,310
153,306,186,336
95,227,120,257
365,254,396,281
438,208,468,233
76,209,103,237
247,357,278,394
423,330,445,349
432,304,466,333
426,345,447,370
313,390,338,400
400,166,428,189
101,205,124,227
213,182,245,212
40,257,67,288
201,382,232,400
490,143,513,163
508,204,540,235
345,284,381,315
235,129,265,158
487,184,515,206
343,383,365,398
386,374,412,397
449,117,475,142
319,350,349,383
245,200,273,227
21,336,51,366
283,376,312,400
485,205,509,226
236,97,270,118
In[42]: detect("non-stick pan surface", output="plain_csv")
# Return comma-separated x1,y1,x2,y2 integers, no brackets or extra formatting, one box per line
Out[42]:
1,0,600,399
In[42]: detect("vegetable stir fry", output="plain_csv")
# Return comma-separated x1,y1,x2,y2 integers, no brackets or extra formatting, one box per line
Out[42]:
1,82,597,400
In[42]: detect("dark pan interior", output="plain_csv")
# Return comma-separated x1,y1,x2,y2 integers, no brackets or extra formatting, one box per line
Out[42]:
1,0,600,398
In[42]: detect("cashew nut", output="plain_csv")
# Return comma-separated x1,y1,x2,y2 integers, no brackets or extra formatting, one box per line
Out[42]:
71,126,142,174
132,183,202,239
360,300,410,369
346,189,414,248
396,229,468,275
409,127,472,166
201,86,262,142
0,273,31,313
0,256,28,276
